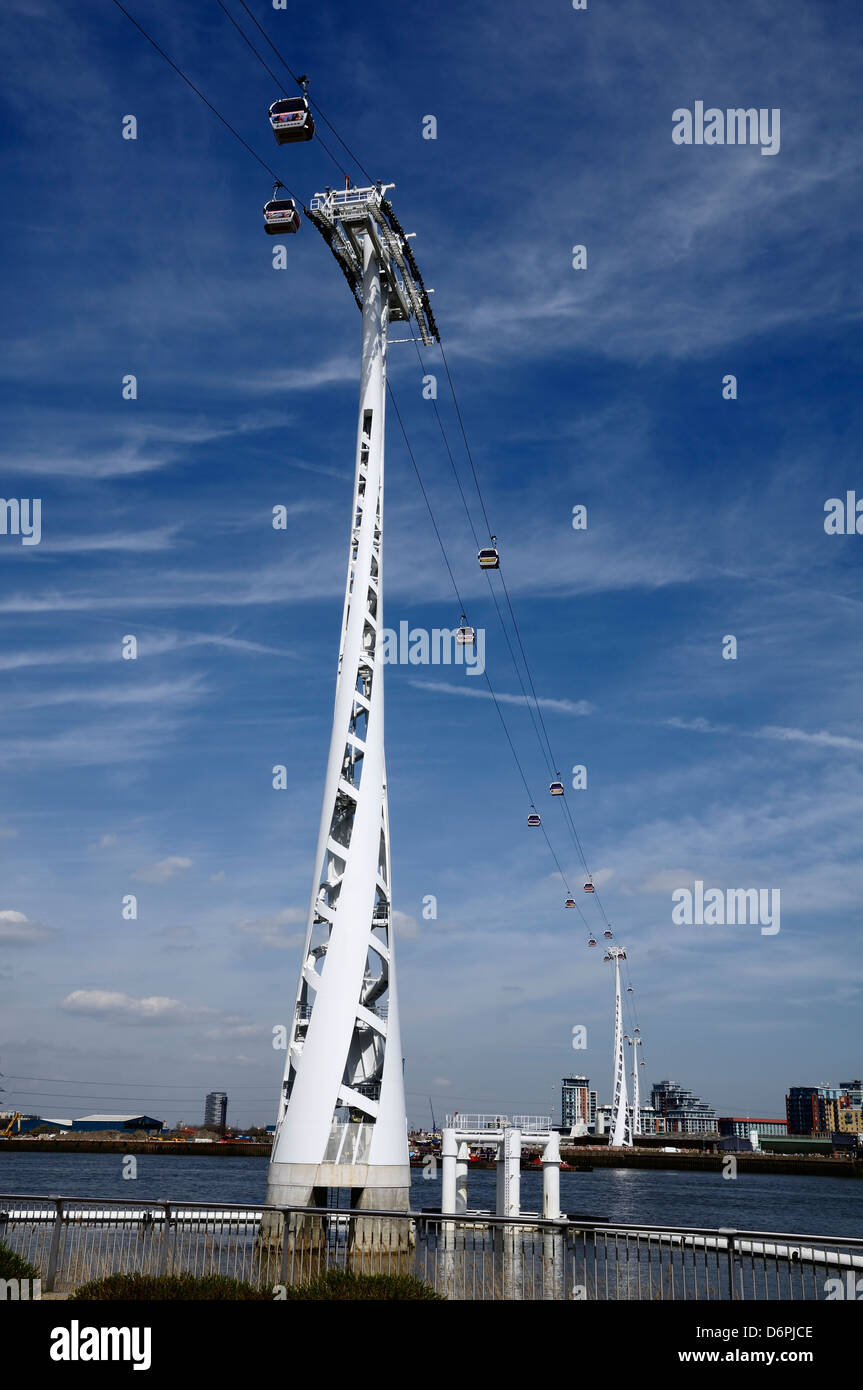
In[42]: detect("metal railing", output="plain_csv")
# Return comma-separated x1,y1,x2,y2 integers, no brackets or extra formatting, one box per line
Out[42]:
444,1114,509,1131
1,1195,860,1299
443,1114,553,1133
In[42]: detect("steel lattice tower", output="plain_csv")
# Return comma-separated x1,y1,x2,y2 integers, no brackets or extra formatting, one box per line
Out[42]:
266,185,437,1216
605,946,632,1148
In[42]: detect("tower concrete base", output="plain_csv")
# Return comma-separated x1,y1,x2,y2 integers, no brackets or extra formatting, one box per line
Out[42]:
265,1160,411,1210
259,1161,414,1271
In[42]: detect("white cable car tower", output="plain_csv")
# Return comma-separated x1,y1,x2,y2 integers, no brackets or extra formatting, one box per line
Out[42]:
266,183,438,1217
625,1032,642,1139
604,946,632,1148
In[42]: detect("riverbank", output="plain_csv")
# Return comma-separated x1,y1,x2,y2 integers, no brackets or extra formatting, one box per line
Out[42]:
2,1137,860,1178
0,1139,270,1158
558,1146,863,1179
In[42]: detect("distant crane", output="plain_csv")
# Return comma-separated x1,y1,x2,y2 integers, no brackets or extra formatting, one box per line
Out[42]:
1,1112,22,1138
429,1098,438,1134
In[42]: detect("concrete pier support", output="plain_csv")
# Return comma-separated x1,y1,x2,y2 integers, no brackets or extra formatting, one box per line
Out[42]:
441,1128,458,1215
496,1127,521,1217
542,1130,562,1220
455,1140,470,1214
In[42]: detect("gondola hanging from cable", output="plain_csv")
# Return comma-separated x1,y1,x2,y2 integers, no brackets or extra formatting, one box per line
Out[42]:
603,928,613,939
549,776,564,796
263,187,301,234
455,616,475,646
564,896,576,909
527,807,541,827
588,934,597,947
478,536,499,570
583,878,595,893
268,94,315,144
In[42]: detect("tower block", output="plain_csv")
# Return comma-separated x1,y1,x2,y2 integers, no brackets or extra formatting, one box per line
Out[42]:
266,187,438,1223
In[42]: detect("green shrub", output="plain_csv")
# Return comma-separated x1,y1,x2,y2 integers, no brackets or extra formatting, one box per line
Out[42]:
0,1241,40,1281
70,1272,272,1301
281,1270,443,1300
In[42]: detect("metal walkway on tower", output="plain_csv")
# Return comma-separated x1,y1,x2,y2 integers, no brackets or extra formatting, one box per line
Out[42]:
307,184,439,345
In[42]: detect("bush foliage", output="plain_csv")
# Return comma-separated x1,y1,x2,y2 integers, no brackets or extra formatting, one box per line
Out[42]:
0,1241,40,1282
281,1270,443,1300
70,1272,272,1301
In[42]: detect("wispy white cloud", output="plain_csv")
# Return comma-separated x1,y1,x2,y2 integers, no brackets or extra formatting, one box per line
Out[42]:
33,527,181,555
61,990,204,1024
0,631,292,671
234,908,306,950
663,715,863,754
133,857,193,884
88,834,118,851
393,909,421,940
0,910,59,944
3,677,207,712
0,715,184,768
409,679,594,715
241,356,356,393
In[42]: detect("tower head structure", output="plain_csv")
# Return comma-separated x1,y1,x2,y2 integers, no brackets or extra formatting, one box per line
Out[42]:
266,185,437,1216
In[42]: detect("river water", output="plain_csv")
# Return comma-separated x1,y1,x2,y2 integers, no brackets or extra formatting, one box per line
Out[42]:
1,1152,860,1238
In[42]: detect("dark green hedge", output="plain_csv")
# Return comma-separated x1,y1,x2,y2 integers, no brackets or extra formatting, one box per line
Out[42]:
70,1268,443,1300
70,1273,271,1301
280,1270,443,1300
0,1241,40,1281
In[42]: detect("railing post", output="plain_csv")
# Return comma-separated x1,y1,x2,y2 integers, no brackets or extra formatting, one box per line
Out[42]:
44,1198,64,1294
158,1201,173,1276
720,1228,737,1300
278,1208,291,1289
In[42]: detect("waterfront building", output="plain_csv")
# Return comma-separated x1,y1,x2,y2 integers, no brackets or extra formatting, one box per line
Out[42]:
561,1077,598,1130
650,1080,718,1134
787,1082,863,1136
719,1117,788,1138
637,1104,662,1134
786,1086,829,1135
204,1091,228,1131
562,1076,589,1128
69,1114,163,1133
826,1098,863,1134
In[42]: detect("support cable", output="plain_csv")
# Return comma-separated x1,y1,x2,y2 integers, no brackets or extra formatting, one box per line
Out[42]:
109,0,303,205
388,385,592,931
235,0,378,186
215,0,354,185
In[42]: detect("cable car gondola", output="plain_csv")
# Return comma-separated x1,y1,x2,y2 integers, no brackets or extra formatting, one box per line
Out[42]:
549,776,564,796
583,878,595,893
456,616,475,646
478,536,499,570
263,192,301,235
588,935,597,947
527,807,541,827
268,95,315,144
626,986,633,994
603,928,613,939
565,896,576,909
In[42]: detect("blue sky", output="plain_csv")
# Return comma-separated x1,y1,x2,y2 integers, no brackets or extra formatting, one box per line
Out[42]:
1,0,861,1130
